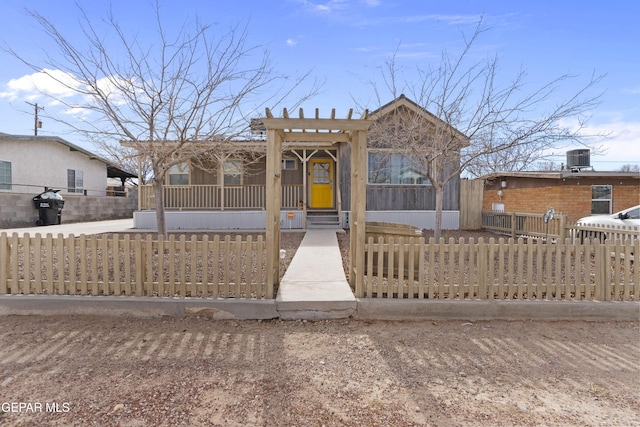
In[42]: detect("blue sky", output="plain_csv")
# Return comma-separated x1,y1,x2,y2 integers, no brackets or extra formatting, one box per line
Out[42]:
1,0,639,172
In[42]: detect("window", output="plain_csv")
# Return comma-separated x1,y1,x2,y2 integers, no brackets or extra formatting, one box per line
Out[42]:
0,160,11,190
591,185,612,214
624,207,640,220
223,159,242,185
281,158,297,170
67,169,84,193
368,152,431,185
312,161,331,184
168,163,189,185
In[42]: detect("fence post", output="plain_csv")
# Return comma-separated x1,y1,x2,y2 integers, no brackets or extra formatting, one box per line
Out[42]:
510,212,517,239
134,235,144,296
0,233,8,294
10,233,20,295
477,238,486,299
559,214,567,241
594,241,609,301
603,242,612,301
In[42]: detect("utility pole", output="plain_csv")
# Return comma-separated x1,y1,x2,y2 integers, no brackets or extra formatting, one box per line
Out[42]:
25,101,44,136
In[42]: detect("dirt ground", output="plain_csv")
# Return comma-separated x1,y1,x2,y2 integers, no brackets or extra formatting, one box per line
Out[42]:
0,315,638,426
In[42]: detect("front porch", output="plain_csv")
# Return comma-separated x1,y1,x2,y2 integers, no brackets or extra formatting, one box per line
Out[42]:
137,144,344,230
135,182,341,230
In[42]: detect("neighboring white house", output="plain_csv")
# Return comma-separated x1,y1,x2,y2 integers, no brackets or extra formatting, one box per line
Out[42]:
0,132,134,196
0,132,137,228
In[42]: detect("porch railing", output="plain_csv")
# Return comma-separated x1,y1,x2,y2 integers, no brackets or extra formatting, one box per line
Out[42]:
482,211,568,240
139,184,302,210
482,210,639,244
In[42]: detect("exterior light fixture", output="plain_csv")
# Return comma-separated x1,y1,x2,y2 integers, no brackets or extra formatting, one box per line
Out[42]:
501,180,507,189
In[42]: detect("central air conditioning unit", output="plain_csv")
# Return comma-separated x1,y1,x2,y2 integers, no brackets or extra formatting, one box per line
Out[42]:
566,149,590,172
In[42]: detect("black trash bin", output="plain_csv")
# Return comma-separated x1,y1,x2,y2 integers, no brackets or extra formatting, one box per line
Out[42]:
33,189,65,226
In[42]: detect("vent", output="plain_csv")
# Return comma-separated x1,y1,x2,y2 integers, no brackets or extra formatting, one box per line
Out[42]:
566,149,590,170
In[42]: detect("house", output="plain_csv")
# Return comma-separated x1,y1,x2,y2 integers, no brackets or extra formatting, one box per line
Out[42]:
0,133,137,227
132,95,464,230
481,167,640,224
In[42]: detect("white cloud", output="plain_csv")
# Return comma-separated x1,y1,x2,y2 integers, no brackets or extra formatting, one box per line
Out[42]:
94,75,134,106
286,38,298,46
586,120,640,167
0,69,137,120
403,14,482,25
296,0,349,14
0,69,81,101
555,117,640,170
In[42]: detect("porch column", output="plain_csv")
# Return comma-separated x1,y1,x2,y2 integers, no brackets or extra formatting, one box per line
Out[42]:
218,154,226,211
137,154,142,211
265,128,283,295
349,130,367,296
300,149,308,229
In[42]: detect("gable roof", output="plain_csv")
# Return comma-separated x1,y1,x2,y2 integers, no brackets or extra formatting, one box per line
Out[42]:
368,94,469,143
0,133,136,180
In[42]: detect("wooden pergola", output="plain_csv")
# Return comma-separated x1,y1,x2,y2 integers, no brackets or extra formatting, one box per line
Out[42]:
261,107,371,296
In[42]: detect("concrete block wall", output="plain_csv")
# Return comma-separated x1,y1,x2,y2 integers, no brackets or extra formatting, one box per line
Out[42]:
0,193,39,228
0,189,138,228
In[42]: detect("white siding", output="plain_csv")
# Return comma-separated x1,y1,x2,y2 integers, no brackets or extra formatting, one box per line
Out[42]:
343,210,460,230
133,210,305,230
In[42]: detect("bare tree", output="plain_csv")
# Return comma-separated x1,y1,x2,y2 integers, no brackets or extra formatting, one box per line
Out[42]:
532,160,562,172
359,19,604,240
619,164,640,172
5,2,320,237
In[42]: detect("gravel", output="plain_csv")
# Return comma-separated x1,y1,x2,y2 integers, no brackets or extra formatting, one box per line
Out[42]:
0,316,638,426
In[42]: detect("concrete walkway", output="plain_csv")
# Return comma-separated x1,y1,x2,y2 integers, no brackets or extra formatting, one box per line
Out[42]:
276,229,356,320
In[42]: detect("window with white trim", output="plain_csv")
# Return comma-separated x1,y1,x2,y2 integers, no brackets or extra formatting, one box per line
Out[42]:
368,152,431,185
223,159,242,185
0,160,11,190
281,158,297,170
67,169,84,193
168,163,189,185
591,185,612,214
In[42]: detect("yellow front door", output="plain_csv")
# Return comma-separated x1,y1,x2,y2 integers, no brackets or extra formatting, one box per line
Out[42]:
310,159,333,208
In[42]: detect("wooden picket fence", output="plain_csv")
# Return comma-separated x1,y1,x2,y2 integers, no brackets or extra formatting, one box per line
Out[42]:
0,232,270,299
358,236,639,301
2,231,638,304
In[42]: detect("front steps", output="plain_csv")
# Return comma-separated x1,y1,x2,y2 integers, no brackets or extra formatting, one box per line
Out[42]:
306,210,340,229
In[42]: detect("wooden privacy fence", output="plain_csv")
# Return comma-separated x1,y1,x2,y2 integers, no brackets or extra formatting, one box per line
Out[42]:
0,233,271,299
357,236,639,301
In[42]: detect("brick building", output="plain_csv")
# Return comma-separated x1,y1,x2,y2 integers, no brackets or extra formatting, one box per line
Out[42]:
481,170,639,223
